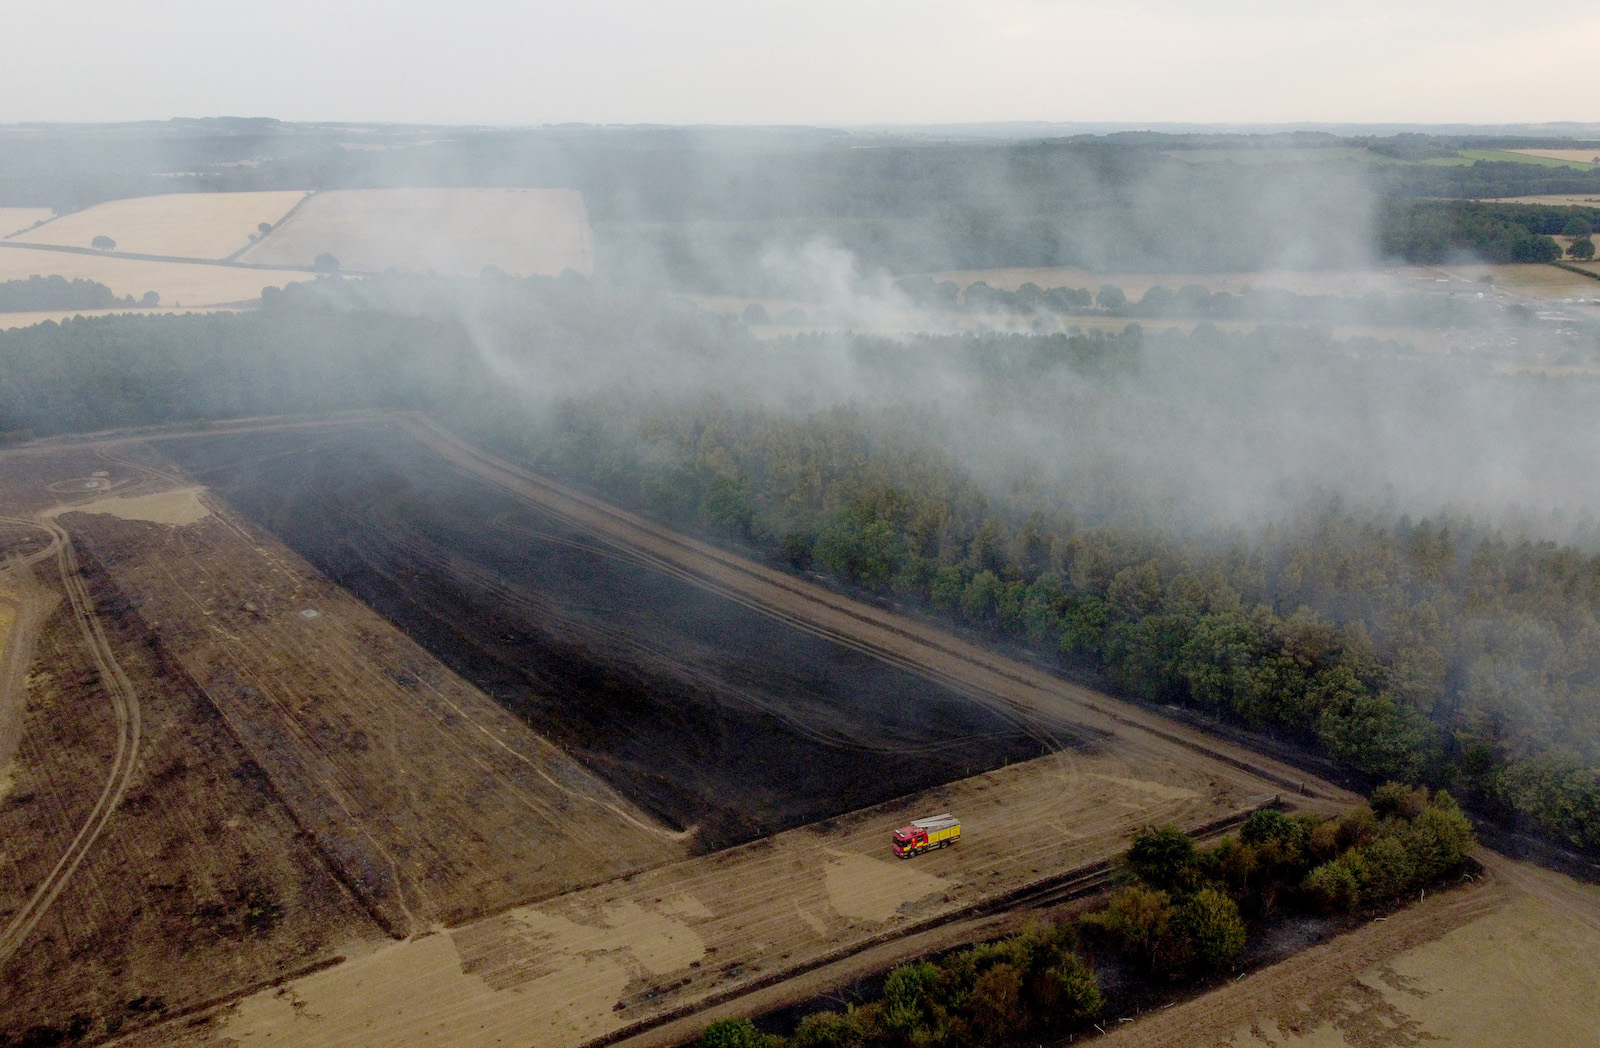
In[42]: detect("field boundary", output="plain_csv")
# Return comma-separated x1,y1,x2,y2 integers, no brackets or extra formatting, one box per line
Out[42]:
1551,260,1600,283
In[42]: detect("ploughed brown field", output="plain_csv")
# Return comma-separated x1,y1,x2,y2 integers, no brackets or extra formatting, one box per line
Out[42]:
8,415,1491,1048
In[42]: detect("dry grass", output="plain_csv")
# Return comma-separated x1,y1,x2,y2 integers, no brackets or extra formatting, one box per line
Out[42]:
8,192,306,260
0,246,306,307
239,188,593,276
1440,262,1600,299
0,208,55,239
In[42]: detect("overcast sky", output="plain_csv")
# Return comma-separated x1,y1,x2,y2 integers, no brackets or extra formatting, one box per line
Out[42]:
6,0,1597,126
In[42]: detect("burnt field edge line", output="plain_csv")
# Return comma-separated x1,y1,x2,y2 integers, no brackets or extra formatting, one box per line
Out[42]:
400,417,1346,800
580,801,1278,1048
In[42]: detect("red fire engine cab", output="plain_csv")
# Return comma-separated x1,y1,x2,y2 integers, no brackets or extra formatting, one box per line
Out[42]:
892,813,962,858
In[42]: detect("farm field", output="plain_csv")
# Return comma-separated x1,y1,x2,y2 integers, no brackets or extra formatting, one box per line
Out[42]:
6,192,307,259
159,421,1070,843
0,245,307,306
1487,193,1600,207
238,188,594,276
0,208,55,238
0,435,686,1039
0,415,1360,1046
1508,148,1600,165
1093,854,1600,1047
129,749,1287,1048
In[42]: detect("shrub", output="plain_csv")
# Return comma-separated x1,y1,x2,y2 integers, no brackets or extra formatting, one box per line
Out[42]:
1241,808,1304,849
1358,833,1416,903
1302,858,1361,912
1370,782,1428,821
1028,955,1104,1027
790,1010,861,1048
967,963,1026,1045
1172,887,1247,970
696,1017,774,1048
1127,825,1199,892
1403,798,1475,878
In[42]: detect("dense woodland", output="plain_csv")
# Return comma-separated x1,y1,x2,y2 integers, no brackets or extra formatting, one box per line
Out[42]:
697,788,1475,1048
1,275,1598,857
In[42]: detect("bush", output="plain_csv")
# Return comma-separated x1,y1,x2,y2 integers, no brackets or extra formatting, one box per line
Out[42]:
1126,825,1199,892
1370,782,1428,821
1028,955,1104,1027
696,1017,775,1048
967,963,1026,1045
1172,887,1247,969
1302,858,1361,912
790,1011,861,1048
1357,833,1416,903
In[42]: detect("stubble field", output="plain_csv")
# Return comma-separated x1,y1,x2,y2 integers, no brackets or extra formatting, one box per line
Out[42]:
238,188,594,276
6,192,309,260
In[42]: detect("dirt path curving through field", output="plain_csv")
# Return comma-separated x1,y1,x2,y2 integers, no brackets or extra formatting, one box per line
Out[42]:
0,516,142,966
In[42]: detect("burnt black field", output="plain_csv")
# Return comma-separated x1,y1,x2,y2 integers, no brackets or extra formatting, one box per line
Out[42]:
162,423,1069,849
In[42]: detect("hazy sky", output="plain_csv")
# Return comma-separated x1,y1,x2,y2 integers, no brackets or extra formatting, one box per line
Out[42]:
7,0,1597,126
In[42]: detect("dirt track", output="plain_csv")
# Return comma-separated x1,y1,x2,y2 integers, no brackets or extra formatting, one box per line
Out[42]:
0,515,142,969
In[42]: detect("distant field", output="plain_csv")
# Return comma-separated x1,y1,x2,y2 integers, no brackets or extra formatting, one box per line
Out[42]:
1486,193,1600,207
0,246,305,307
1430,149,1597,170
239,188,594,276
8,192,307,259
1164,147,1392,165
0,208,54,238
1511,147,1600,164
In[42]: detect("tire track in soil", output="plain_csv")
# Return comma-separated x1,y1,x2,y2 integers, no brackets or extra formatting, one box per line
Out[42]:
0,517,142,966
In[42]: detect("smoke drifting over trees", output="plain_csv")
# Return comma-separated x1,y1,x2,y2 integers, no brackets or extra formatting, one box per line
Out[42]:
3,122,1600,853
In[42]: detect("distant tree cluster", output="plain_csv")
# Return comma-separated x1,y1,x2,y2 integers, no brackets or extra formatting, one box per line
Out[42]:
0,274,154,312
694,788,1473,1048
1380,200,1600,263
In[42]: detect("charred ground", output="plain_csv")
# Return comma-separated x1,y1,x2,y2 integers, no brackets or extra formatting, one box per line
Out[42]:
163,425,1065,849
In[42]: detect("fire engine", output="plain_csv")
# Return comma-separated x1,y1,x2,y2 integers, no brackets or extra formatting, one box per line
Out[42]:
892,813,961,858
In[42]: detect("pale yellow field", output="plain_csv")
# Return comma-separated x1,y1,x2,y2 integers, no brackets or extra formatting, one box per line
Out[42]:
0,208,55,238
239,188,593,276
8,192,307,259
1487,193,1600,207
0,246,306,307
1510,148,1600,164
